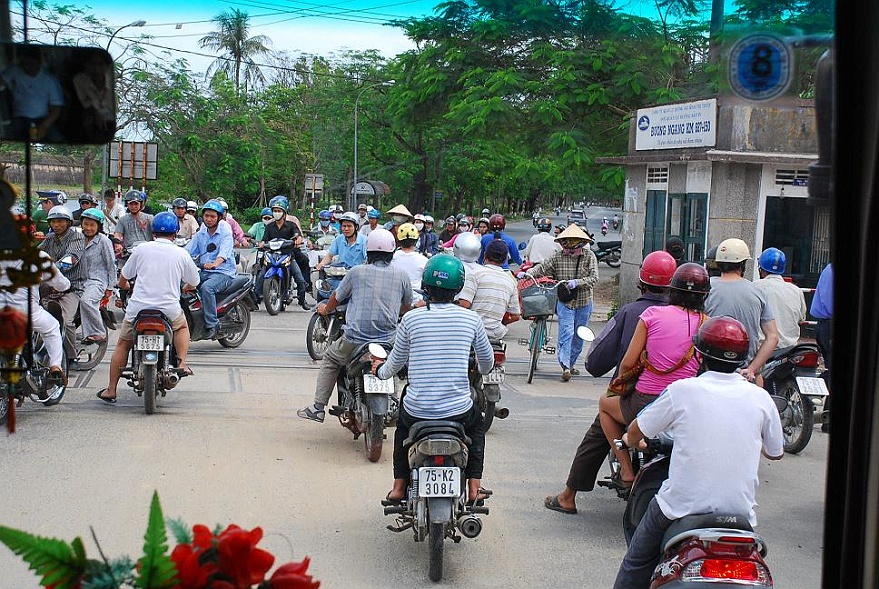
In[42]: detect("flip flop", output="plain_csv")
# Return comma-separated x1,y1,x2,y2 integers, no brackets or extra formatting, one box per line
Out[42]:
95,389,117,404
383,491,405,505
544,494,577,515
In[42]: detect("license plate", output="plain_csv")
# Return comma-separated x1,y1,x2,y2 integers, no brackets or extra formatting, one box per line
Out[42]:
796,376,829,396
418,467,461,497
136,335,164,351
482,366,505,385
363,373,393,394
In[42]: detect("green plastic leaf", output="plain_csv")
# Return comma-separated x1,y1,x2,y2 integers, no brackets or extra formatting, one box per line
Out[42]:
135,492,179,589
0,526,87,589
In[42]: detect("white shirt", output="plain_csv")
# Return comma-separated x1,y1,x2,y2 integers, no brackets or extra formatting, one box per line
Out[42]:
524,232,561,264
0,252,70,310
391,249,428,293
121,238,200,322
101,202,126,234
637,371,784,525
754,274,807,349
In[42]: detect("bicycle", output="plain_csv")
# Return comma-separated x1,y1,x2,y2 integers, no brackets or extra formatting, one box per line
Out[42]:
516,276,558,384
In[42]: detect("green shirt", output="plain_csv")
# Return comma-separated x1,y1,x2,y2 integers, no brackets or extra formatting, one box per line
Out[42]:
32,208,48,233
247,222,266,242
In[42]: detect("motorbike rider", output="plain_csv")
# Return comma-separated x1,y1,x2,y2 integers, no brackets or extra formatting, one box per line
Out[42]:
297,227,412,423
247,207,272,243
481,207,491,217
601,217,609,235
96,212,200,403
101,189,125,235
553,223,566,237
216,197,249,247
356,203,369,228
754,247,807,349
704,238,778,382
313,209,337,237
438,216,458,243
614,317,784,589
38,206,86,362
172,197,200,240
476,217,490,236
524,217,561,264
383,204,414,243
440,216,473,249
544,251,675,516
416,214,440,257
612,213,620,230
359,208,381,237
186,200,201,227
479,214,522,269
375,254,494,503
703,245,721,277
71,193,98,226
254,196,311,311
185,200,237,339
458,239,521,340
114,189,154,248
519,223,597,381
316,211,367,271
32,190,65,238
391,222,428,304
78,209,116,344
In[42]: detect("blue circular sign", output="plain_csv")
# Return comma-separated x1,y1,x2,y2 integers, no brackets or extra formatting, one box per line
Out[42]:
728,34,792,101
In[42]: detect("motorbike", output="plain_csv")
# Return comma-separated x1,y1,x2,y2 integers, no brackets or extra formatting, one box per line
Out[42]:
328,341,399,462
181,276,256,348
120,309,187,415
762,342,828,454
382,392,491,581
612,217,620,230
257,238,298,316
306,263,349,361
592,238,622,268
467,339,509,432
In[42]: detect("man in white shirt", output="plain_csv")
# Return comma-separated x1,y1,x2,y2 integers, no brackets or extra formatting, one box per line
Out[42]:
101,189,126,236
614,317,783,589
754,247,807,349
96,212,200,403
390,223,428,304
458,238,520,339
524,217,561,264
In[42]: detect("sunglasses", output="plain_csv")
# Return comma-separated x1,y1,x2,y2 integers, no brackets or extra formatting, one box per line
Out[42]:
262,216,273,221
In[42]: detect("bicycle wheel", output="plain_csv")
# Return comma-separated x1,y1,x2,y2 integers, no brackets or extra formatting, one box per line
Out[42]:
527,317,545,384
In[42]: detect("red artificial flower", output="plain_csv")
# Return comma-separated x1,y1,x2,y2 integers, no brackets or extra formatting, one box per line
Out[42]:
192,524,216,550
171,542,217,588
267,557,321,589
215,525,275,588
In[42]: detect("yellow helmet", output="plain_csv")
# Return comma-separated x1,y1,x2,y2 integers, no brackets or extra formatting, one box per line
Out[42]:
397,222,420,241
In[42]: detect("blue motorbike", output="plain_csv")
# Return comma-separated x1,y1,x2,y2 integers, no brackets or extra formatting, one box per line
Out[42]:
257,238,298,316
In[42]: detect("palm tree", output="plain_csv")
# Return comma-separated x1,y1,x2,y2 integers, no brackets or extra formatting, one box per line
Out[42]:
198,9,271,94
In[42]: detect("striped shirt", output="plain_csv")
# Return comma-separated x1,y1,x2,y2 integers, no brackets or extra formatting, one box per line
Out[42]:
39,228,86,291
82,233,117,290
378,303,493,419
458,264,520,339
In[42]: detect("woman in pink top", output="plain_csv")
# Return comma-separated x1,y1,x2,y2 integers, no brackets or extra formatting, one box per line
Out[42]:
441,217,475,249
598,262,710,486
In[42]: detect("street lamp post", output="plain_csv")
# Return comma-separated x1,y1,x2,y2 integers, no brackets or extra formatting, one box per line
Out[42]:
352,81,393,211
101,20,146,197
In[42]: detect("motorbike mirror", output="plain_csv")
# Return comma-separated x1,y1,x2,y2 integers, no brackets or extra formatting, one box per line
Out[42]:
368,343,388,359
518,242,527,251
576,326,596,342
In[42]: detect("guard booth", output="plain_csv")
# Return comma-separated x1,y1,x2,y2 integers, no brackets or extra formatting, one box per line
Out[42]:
350,180,391,211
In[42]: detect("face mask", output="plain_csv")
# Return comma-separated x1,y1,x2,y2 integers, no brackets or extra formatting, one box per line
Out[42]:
273,211,284,221
414,222,424,231
392,215,409,224
262,218,272,225
320,220,330,227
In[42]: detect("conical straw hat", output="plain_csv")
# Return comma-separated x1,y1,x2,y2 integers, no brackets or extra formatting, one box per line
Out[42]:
555,223,592,243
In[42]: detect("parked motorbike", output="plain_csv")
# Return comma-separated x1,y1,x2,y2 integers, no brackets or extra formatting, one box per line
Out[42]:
383,401,491,581
593,239,622,268
328,341,399,462
762,342,828,454
306,263,349,361
468,339,509,432
120,309,187,415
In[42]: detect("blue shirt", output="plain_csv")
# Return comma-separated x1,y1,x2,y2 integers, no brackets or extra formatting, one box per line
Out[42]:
810,263,833,319
479,232,522,268
329,233,367,267
185,222,236,277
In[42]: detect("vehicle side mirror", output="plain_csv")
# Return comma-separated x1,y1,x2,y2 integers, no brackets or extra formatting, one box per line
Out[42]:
518,242,527,250
368,343,388,359
0,43,116,145
576,326,596,342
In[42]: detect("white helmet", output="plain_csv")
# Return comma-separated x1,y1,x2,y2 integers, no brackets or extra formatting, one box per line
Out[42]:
47,205,73,221
716,238,751,263
424,215,435,224
186,200,198,211
453,232,482,263
339,212,359,225
366,227,396,252
216,197,229,211
414,213,425,221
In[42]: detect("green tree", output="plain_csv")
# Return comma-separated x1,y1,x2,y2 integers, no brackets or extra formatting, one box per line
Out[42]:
198,9,271,95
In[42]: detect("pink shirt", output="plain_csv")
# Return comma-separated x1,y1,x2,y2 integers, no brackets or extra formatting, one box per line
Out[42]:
636,305,702,395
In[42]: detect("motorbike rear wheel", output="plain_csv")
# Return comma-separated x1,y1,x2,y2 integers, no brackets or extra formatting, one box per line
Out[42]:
143,364,158,415
306,312,330,361
218,302,251,348
263,277,283,316
779,378,814,454
604,250,621,268
428,521,445,582
364,410,384,462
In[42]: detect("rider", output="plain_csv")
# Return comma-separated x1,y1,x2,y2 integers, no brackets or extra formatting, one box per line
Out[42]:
416,214,440,257
383,204,414,242
614,317,784,589
96,212,200,403
478,214,522,269
172,197,200,240
114,189,154,248
247,207,272,243
359,208,381,237
704,245,721,277
313,209,337,237
524,217,561,265
186,201,201,228
78,209,115,344
612,213,620,229
376,254,494,503
601,217,609,235
391,222,428,304
185,200,237,340
256,195,311,311
438,216,458,243
71,193,98,226
356,203,369,228
38,206,86,361
32,191,64,238
216,197,249,247
101,189,125,235
441,216,473,249
457,239,521,340
297,228,412,423
316,211,367,271
754,247,807,349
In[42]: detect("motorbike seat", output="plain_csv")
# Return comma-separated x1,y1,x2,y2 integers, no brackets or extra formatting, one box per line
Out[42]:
219,276,251,296
597,240,622,250
404,420,471,448
769,342,819,361
661,513,754,552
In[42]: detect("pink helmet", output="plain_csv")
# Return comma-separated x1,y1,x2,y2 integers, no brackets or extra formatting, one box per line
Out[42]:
366,227,396,252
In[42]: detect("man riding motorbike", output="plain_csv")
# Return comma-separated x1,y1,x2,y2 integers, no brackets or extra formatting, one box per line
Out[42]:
524,217,561,264
114,189,154,248
359,208,381,237
478,214,522,269
256,195,311,310
457,239,520,339
71,193,98,226
316,211,367,271
172,197,200,240
96,212,200,403
754,247,807,349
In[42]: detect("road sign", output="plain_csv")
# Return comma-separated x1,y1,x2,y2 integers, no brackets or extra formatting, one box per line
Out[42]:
108,142,158,180
728,33,793,101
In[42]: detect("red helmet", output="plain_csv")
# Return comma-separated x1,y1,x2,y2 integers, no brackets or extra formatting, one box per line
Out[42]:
669,262,710,293
639,251,677,287
693,316,749,365
489,214,506,231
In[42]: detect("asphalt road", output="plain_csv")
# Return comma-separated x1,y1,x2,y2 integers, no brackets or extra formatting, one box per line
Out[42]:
0,249,826,588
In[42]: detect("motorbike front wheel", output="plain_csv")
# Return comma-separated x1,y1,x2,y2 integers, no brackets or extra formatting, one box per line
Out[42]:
779,378,814,454
263,276,284,316
306,313,330,361
364,410,384,462
604,250,621,268
70,321,108,371
428,521,445,582
143,364,158,415
218,302,251,349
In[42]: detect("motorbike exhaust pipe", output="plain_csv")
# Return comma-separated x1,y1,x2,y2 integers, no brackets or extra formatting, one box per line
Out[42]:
494,406,510,419
457,514,483,538
164,373,180,388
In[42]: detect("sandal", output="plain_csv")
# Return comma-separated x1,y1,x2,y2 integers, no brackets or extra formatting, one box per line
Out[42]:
95,389,117,404
297,405,325,423
544,494,577,515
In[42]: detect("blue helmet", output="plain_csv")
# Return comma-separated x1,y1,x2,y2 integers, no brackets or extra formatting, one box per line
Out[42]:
758,247,786,274
319,209,332,220
367,209,381,219
269,195,289,210
202,199,225,216
261,207,272,217
152,211,180,234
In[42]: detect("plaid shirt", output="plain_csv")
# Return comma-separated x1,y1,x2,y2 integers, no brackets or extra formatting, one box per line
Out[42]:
527,249,599,309
39,229,87,292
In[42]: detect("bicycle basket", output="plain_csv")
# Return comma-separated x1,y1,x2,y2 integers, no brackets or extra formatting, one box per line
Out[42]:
518,277,558,317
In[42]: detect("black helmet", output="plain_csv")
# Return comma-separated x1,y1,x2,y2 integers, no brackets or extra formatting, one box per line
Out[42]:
694,316,749,366
172,198,188,208
669,262,710,293
536,217,552,231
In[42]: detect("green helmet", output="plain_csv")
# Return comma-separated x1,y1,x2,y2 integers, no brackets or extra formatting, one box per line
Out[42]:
421,254,465,292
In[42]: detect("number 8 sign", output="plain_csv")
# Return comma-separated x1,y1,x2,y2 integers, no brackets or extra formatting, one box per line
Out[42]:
728,33,793,101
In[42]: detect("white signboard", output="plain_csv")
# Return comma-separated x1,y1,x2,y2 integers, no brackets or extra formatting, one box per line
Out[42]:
635,99,717,151
351,181,376,196
108,142,158,180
